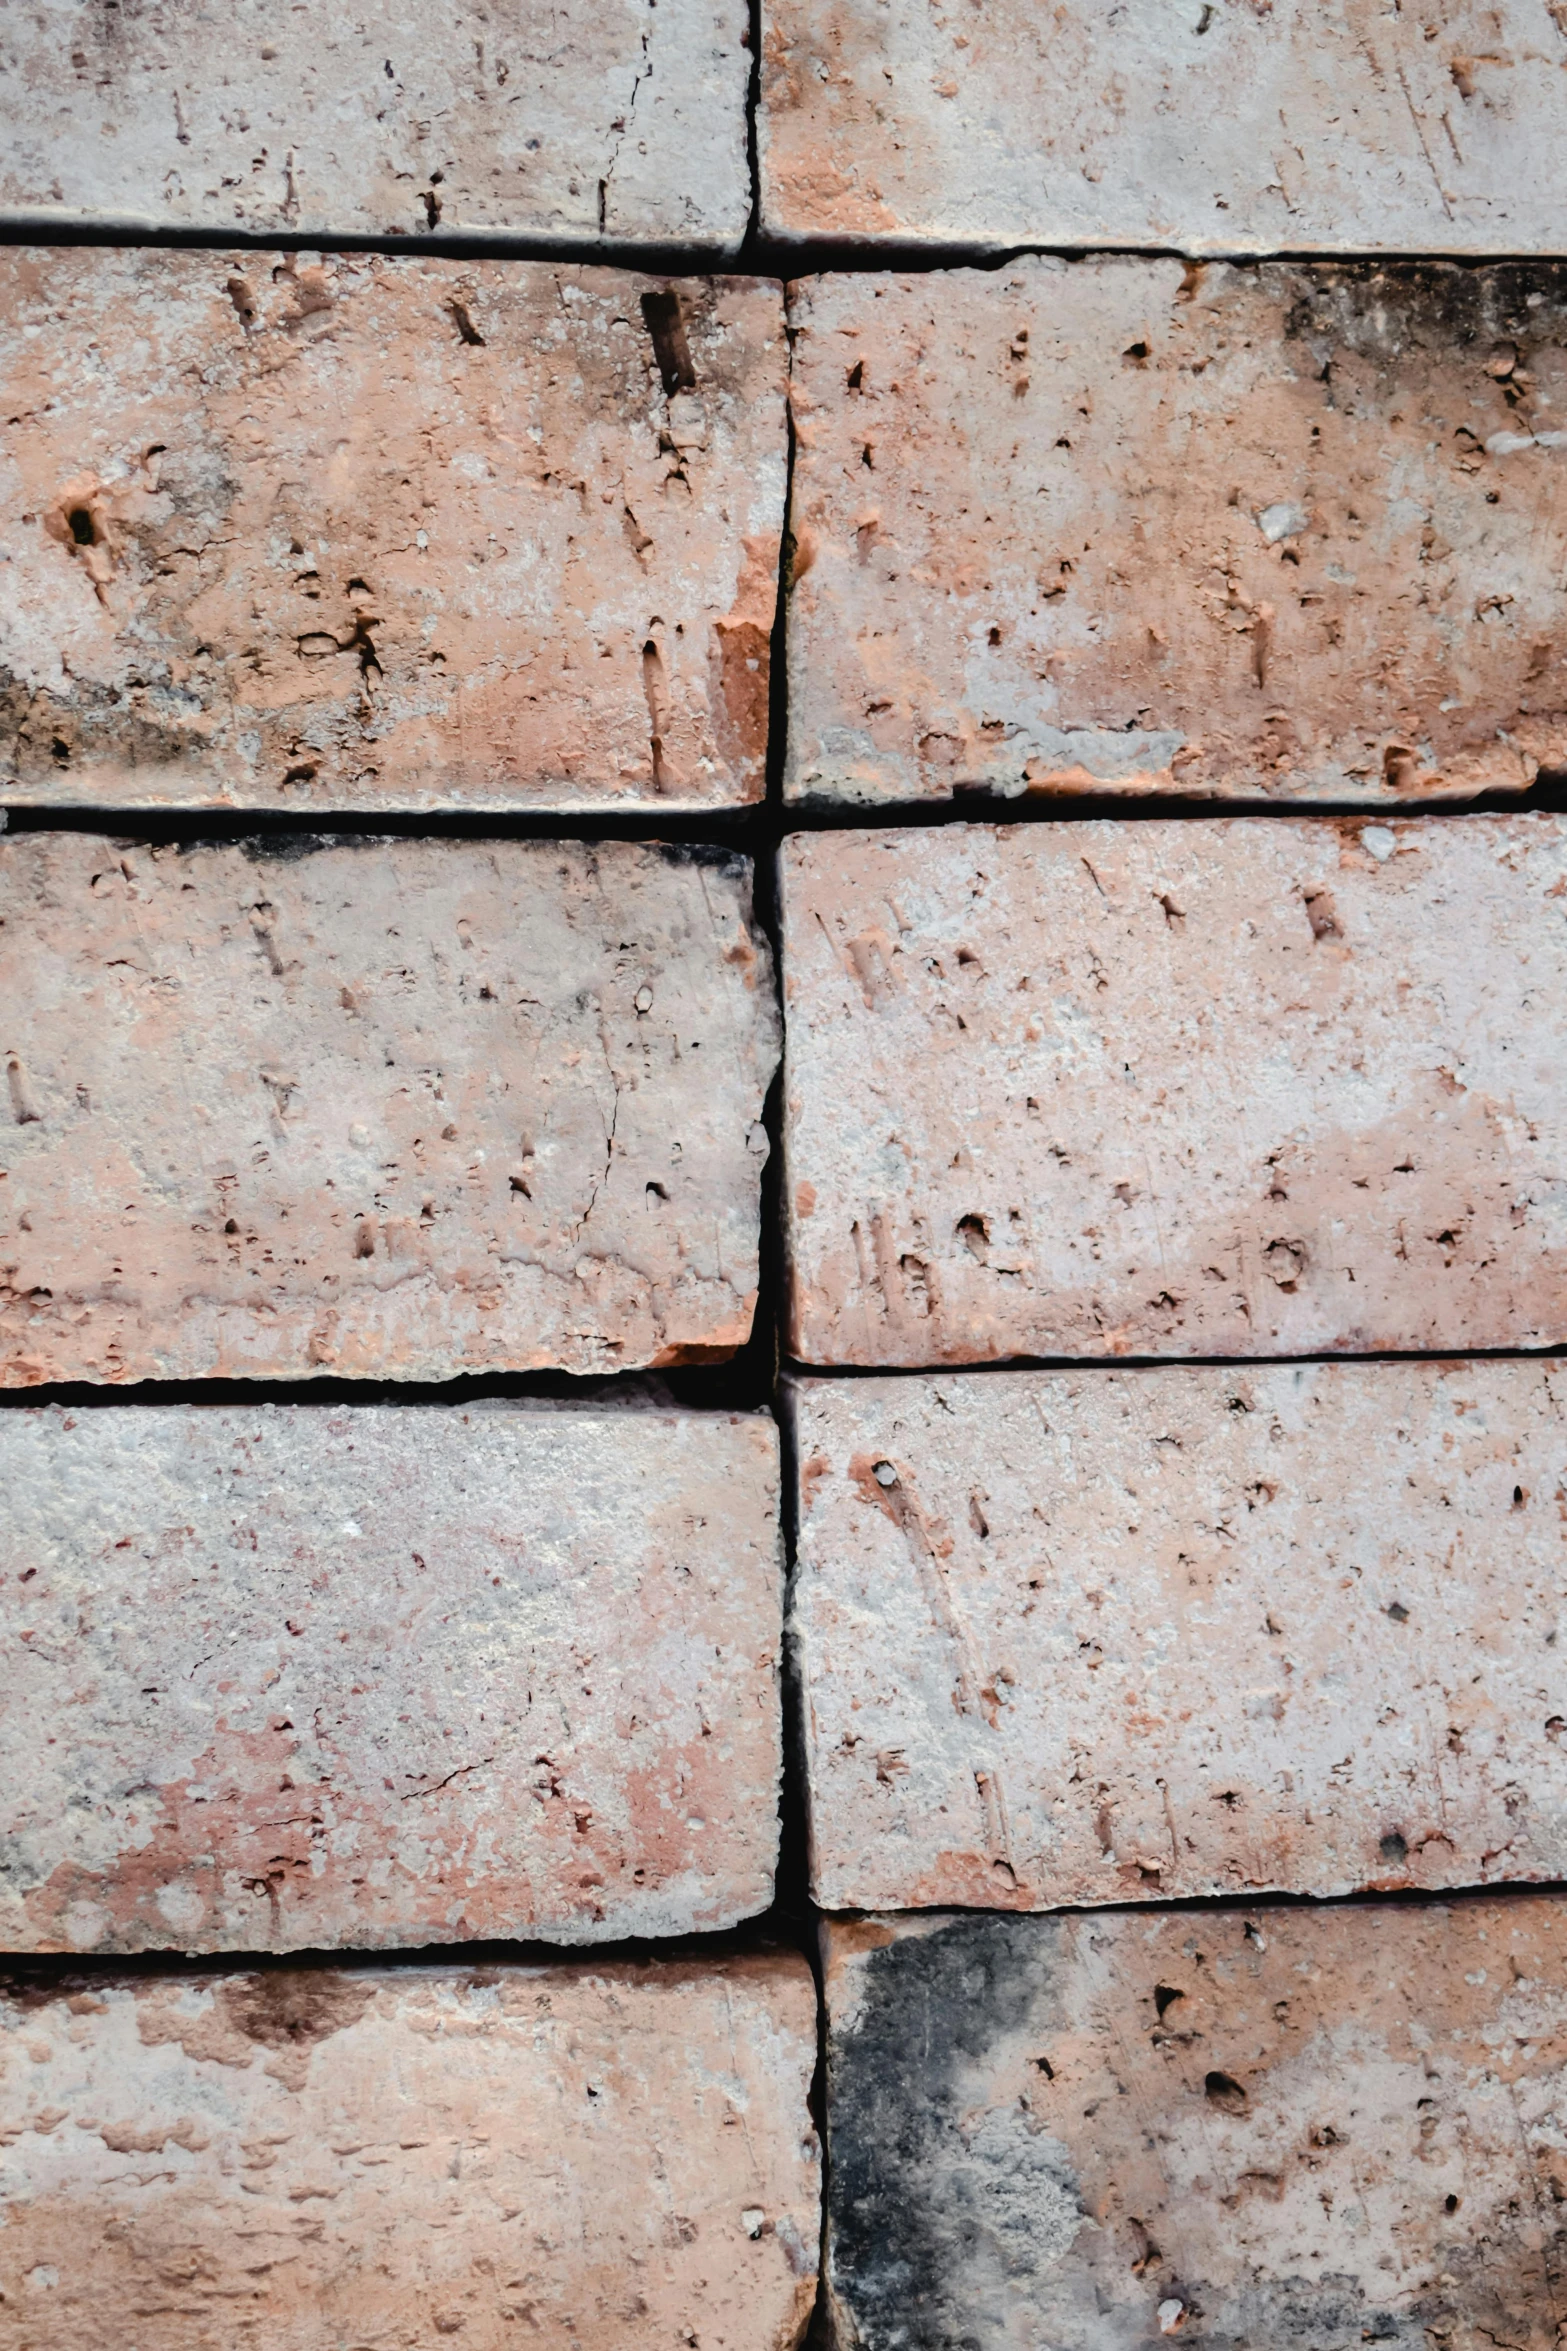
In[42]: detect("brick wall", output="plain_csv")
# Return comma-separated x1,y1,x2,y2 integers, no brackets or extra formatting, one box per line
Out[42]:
3,8,1567,2346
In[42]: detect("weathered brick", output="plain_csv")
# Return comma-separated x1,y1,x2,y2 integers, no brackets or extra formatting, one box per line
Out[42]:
786,262,1567,807
791,1361,1567,1913
0,0,749,247
761,0,1567,254
823,1900,1567,2351
0,252,785,813
0,834,777,1384
0,1401,781,1953
782,815,1567,1364
0,1954,819,2349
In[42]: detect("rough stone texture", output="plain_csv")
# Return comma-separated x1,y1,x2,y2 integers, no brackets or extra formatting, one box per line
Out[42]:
786,261,1567,807
823,1900,1567,2351
760,0,1567,254
0,1954,819,2350
0,1401,782,1954
0,252,785,813
0,0,750,248
0,834,778,1384
791,1361,1567,1914
783,814,1567,1365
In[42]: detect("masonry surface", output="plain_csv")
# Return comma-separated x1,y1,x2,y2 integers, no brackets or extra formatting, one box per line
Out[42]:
2,7,1567,2349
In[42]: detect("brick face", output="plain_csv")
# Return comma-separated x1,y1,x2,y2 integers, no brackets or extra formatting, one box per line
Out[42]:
783,815,1567,1365
0,253,786,813
0,1403,781,1954
823,1901,1567,2351
0,1955,820,2349
761,0,1567,253
0,835,778,1385
0,0,751,247
791,1361,1567,1913
786,261,1567,807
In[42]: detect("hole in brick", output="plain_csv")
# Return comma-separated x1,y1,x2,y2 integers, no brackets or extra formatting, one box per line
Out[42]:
1032,2054,1054,2078
1386,1601,1409,1623
957,1212,990,1260
1547,1717,1565,1742
1154,1984,1185,2020
987,624,1002,645
872,1460,898,1489
67,506,98,546
646,1180,669,1205
846,359,864,390
422,187,442,227
51,736,71,764
224,1218,238,1235
227,275,258,326
1204,2071,1248,2113
640,290,696,396
1445,2194,1460,2213
1122,341,1149,366
1379,1830,1409,1865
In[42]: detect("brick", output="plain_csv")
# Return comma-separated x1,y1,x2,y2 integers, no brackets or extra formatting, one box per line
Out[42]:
791,1360,1567,1913
0,252,785,813
0,0,749,248
760,0,1567,254
0,834,777,1384
785,261,1567,808
0,1401,781,1954
822,1900,1567,2351
0,1953,819,2349
782,814,1567,1365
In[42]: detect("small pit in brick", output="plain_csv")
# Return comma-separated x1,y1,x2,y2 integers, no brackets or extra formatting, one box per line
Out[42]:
1380,1830,1409,1865
641,290,696,395
1204,2071,1248,2113
68,506,98,546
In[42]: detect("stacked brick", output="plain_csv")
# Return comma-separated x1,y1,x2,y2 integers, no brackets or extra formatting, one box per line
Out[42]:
3,6,1567,2345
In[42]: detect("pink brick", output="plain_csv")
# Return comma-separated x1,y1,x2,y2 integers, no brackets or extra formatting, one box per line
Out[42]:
761,0,1567,253
786,262,1567,806
0,252,784,812
792,1360,1567,1912
0,1402,781,1954
783,815,1567,1364
0,833,777,1384
822,1899,1567,2351
0,1955,819,2349
0,0,750,247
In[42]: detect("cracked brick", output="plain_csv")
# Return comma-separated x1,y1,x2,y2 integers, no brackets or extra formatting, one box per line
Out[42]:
0,252,785,812
0,833,779,1384
0,1400,782,1954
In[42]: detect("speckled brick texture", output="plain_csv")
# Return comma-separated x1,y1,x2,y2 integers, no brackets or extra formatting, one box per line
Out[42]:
823,1900,1567,2351
785,261,1567,807
0,834,778,1385
790,1360,1567,1913
760,0,1567,254
783,814,1567,1365
0,0,751,248
0,1402,782,1954
0,1955,820,2350
0,252,785,813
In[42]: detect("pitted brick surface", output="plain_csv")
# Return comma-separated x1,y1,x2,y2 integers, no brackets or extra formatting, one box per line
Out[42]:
783,815,1567,1364
0,1402,782,1953
786,262,1567,806
761,0,1567,254
0,1956,820,2350
0,0,750,247
0,252,785,813
823,1901,1567,2351
0,834,778,1384
791,1361,1567,1912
